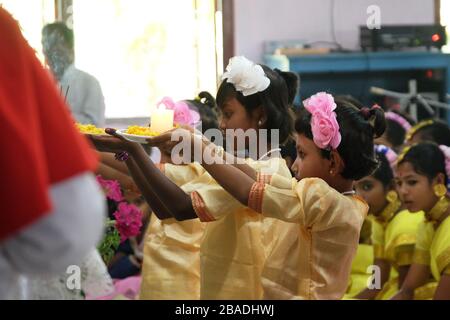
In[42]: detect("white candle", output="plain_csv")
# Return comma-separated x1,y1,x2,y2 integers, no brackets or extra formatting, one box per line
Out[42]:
151,108,174,134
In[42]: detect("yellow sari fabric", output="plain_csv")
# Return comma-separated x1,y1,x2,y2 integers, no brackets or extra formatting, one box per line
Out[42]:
369,216,387,259
430,216,450,282
248,176,368,300
344,215,385,299
188,157,292,300
140,163,205,300
384,210,425,268
409,215,450,299
410,216,450,300
344,244,374,298
375,210,425,300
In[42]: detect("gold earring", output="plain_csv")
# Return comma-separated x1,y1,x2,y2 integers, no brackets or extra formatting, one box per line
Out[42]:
386,190,398,203
434,184,447,198
427,184,449,222
379,191,401,224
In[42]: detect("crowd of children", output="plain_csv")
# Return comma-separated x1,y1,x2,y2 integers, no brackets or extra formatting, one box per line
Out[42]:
2,5,450,300
88,55,450,300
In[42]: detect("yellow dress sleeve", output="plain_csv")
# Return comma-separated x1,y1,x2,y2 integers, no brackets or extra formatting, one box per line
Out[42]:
368,216,385,259
191,179,246,222
189,158,290,222
161,163,205,186
249,176,339,226
384,210,424,267
413,221,435,266
430,217,450,281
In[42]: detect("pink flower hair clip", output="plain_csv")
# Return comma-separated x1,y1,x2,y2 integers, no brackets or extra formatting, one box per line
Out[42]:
303,92,342,150
385,112,412,133
157,97,200,126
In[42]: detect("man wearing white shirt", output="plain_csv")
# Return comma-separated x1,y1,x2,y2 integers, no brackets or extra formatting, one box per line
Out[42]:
42,22,106,127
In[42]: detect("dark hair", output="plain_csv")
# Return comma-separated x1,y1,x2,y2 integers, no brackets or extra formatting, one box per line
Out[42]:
42,22,74,50
385,110,416,149
295,97,386,180
398,142,448,185
185,91,219,133
372,149,394,188
407,119,450,146
216,66,299,145
334,95,365,110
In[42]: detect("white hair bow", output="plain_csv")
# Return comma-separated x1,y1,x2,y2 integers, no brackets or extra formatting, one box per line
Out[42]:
222,56,270,96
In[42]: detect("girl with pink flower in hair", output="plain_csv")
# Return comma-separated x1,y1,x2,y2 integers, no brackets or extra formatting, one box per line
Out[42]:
153,92,386,299
90,56,299,300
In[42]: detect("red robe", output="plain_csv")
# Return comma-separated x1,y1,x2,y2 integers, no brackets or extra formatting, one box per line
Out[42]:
0,8,98,241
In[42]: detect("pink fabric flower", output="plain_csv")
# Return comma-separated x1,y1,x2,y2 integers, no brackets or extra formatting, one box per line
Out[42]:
157,97,200,126
113,203,143,243
303,92,341,150
90,276,142,300
96,176,124,202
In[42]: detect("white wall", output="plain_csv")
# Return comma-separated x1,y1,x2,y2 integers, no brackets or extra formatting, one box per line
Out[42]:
234,0,435,62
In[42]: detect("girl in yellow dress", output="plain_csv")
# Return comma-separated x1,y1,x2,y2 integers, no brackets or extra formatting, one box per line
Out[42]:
138,93,219,300
392,143,450,300
157,93,386,299
374,209,425,299
90,56,299,300
95,93,217,300
345,145,401,299
345,145,425,299
375,116,450,299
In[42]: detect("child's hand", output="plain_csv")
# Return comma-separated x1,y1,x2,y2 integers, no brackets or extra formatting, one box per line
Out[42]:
147,128,201,155
88,128,140,153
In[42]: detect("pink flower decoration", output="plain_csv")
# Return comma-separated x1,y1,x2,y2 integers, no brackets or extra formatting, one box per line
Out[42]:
303,92,341,150
96,176,124,202
113,203,143,243
385,112,412,133
157,97,200,126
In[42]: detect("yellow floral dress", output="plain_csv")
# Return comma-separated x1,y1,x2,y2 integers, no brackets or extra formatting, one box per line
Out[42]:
246,175,368,299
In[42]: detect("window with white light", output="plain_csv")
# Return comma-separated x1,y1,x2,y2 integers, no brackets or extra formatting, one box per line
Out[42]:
72,0,220,119
0,0,55,62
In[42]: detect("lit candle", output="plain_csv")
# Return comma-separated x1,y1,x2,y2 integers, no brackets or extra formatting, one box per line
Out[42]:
150,107,174,134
